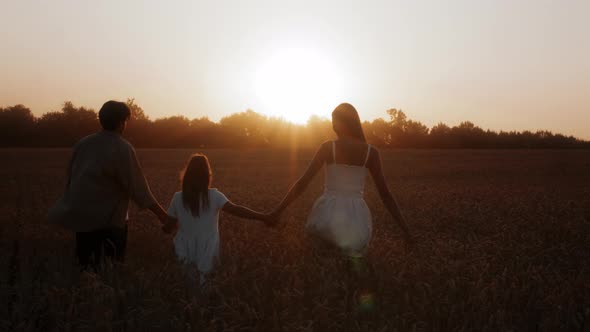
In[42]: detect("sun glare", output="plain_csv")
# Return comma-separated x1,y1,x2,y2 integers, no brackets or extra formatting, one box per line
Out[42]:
253,47,343,123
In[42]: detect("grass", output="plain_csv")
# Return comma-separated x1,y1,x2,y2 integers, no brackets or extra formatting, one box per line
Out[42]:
1,148,589,331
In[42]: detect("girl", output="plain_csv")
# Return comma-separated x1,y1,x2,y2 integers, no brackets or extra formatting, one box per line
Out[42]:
163,153,271,286
271,103,414,257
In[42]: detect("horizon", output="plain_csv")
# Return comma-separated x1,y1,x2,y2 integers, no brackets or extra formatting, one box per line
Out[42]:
1,1,589,139
3,99,589,141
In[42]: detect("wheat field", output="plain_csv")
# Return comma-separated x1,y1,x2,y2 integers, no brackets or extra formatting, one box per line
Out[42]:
1,148,589,331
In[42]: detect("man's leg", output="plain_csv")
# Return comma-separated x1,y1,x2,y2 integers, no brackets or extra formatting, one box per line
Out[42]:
76,230,103,269
103,225,128,263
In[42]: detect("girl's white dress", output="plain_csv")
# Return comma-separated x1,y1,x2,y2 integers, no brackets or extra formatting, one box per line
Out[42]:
167,188,229,284
306,141,373,257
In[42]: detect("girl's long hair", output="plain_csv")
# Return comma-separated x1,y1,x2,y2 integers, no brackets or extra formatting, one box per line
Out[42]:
332,103,367,142
181,154,211,217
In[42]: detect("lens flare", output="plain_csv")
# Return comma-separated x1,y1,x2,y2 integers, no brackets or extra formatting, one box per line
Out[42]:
358,291,376,311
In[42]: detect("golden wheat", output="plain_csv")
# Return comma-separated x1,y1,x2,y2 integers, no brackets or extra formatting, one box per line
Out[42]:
1,148,589,331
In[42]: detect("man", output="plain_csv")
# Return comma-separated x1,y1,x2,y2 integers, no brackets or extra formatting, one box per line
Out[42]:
48,100,173,268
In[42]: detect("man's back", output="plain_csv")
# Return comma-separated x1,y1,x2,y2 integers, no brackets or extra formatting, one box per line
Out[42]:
49,131,155,232
48,100,171,268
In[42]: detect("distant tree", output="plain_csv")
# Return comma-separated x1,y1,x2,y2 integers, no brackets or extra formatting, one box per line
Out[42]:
1,100,588,149
124,99,152,147
386,108,407,147
404,120,429,147
126,98,149,121
151,116,192,147
449,121,486,148
187,117,220,148
0,104,36,146
36,101,98,146
429,123,452,148
387,108,407,126
364,118,391,147
190,117,215,129
219,110,269,146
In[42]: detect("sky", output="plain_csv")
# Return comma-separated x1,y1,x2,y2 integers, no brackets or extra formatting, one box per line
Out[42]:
1,0,589,138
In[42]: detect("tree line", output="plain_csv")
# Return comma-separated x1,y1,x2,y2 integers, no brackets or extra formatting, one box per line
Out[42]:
1,99,588,149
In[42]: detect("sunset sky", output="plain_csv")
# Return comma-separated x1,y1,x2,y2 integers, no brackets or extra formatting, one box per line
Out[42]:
1,0,589,138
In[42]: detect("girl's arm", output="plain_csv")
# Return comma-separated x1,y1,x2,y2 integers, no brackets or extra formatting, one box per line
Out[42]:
367,148,414,243
222,201,269,222
273,142,330,215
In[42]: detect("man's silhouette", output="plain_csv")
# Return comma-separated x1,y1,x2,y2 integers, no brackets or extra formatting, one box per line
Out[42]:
49,100,172,268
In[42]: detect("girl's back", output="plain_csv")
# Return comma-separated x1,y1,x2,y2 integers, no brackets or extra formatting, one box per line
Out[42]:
169,189,228,234
167,188,229,275
163,153,269,286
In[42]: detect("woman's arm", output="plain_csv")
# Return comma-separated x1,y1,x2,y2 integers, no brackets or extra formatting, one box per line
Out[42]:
222,201,269,222
273,142,330,215
367,148,413,242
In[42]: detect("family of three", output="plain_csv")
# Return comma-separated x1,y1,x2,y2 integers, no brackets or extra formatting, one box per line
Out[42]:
48,100,414,285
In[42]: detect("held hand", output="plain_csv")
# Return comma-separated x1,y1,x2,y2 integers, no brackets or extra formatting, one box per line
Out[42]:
157,210,171,224
161,216,177,234
263,209,282,227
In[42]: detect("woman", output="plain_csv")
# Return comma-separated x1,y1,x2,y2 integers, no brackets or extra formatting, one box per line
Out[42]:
272,103,414,257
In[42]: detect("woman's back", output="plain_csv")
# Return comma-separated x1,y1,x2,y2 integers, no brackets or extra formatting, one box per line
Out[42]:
324,140,371,195
273,102,413,255
306,139,373,256
328,139,371,167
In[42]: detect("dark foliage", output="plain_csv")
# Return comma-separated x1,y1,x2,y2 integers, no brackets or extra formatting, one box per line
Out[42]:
0,101,588,148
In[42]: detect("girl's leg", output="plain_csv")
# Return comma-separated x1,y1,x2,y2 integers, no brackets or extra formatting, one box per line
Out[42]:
181,263,200,295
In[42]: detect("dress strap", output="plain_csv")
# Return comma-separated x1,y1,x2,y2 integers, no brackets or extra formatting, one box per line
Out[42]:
363,144,371,166
332,140,336,162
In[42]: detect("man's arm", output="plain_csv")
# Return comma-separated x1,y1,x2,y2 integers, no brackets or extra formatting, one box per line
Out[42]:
148,203,171,224
118,143,170,224
66,145,79,190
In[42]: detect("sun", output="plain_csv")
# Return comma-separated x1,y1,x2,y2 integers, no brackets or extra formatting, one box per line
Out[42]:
253,47,343,123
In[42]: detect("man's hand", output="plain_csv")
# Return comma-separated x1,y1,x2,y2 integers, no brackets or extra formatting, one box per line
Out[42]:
149,203,172,225
161,216,177,234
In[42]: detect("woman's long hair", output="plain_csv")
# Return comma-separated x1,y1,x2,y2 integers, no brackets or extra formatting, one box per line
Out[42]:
181,154,211,217
332,103,367,142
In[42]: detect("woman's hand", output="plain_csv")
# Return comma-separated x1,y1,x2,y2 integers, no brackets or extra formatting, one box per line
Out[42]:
262,209,282,227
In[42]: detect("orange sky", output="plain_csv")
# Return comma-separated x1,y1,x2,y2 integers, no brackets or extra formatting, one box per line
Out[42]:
1,0,588,138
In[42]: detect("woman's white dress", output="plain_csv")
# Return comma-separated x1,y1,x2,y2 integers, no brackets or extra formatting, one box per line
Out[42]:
306,141,373,257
